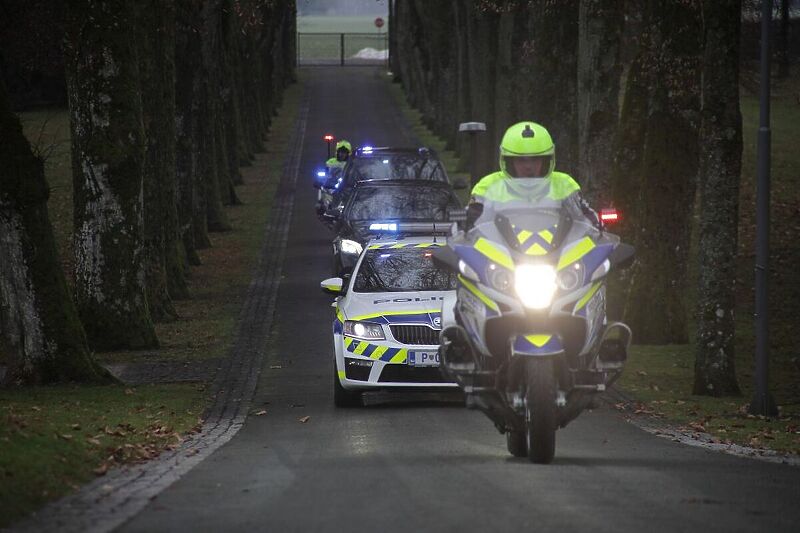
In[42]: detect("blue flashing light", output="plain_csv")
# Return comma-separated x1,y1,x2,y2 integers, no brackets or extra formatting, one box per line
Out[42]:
362,146,374,153
316,170,327,178
369,222,397,231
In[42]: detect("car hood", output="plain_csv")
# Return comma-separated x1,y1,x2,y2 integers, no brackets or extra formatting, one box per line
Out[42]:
342,290,451,328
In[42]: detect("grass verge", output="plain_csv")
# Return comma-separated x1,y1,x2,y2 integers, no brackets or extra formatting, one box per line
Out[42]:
0,384,204,527
3,81,304,526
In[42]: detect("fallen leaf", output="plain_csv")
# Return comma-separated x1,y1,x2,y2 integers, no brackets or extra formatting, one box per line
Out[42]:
58,433,73,441
253,410,268,416
124,388,135,395
94,464,109,476
71,423,81,430
270,365,282,369
298,416,311,423
86,437,102,446
636,370,648,376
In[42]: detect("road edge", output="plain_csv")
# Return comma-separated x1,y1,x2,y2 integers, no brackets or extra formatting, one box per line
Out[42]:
605,386,800,466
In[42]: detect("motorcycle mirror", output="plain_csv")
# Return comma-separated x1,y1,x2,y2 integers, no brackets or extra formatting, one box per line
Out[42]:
609,243,635,270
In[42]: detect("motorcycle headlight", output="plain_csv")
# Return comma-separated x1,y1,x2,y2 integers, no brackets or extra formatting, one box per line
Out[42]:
515,264,557,310
344,320,385,340
340,239,363,255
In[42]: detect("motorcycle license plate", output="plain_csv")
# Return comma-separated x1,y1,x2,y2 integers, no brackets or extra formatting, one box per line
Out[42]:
407,351,440,367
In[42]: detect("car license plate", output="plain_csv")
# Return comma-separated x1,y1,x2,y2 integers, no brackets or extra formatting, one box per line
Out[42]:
407,350,439,367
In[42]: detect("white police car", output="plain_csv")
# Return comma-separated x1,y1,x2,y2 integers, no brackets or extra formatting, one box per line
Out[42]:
321,231,459,407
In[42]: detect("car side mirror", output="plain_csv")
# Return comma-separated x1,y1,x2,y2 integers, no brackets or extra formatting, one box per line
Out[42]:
320,277,343,294
452,177,468,190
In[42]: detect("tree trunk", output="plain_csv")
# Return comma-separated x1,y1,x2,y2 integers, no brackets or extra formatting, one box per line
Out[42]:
578,0,624,205
200,0,232,231
527,0,579,174
693,0,743,397
64,0,159,350
0,82,112,385
175,0,205,264
138,0,183,320
609,0,703,344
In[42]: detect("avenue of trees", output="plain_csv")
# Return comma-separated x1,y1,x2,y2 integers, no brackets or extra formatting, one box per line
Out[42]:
0,0,296,385
391,0,786,396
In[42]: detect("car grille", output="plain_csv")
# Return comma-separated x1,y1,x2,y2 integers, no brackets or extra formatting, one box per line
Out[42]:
390,325,440,345
378,365,448,384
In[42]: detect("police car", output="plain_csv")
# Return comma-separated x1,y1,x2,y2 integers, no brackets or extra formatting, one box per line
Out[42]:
320,228,459,407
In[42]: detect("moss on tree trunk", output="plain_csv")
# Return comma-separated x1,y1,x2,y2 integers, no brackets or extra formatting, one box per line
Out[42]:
64,0,159,350
693,0,742,396
0,82,112,385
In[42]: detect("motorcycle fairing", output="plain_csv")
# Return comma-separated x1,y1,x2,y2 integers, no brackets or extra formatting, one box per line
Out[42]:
511,334,564,356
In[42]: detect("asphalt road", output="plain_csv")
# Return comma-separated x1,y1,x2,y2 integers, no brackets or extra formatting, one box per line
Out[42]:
119,68,800,533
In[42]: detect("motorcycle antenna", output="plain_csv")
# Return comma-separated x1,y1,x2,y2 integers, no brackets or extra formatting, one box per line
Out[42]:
432,220,437,243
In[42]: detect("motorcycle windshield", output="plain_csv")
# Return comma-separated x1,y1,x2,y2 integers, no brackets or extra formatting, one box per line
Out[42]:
472,178,591,256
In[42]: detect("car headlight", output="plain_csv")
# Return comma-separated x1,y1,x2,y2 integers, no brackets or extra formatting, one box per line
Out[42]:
340,239,363,255
515,264,557,310
344,320,385,340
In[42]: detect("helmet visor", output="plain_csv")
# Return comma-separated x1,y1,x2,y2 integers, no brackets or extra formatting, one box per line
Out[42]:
504,155,551,178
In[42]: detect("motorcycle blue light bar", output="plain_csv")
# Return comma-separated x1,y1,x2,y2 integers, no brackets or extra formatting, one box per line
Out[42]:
316,171,326,178
369,222,397,231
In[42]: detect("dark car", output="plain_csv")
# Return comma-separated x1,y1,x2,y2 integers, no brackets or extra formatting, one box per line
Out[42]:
330,180,462,275
316,146,467,225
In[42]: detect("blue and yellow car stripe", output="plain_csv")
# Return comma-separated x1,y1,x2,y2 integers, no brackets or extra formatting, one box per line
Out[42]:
366,242,445,250
344,337,409,363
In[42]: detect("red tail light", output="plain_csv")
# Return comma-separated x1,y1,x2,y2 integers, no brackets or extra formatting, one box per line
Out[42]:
324,134,334,142
600,208,619,224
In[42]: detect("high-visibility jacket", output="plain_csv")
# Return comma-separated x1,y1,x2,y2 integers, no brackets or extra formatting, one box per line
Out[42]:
326,157,346,171
471,171,581,203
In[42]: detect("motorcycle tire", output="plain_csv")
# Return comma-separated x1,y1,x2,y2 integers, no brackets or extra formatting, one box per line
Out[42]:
333,359,362,408
525,358,557,464
506,430,527,457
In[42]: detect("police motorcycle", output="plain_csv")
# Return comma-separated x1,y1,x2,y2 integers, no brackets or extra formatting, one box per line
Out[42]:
433,178,634,463
313,165,344,224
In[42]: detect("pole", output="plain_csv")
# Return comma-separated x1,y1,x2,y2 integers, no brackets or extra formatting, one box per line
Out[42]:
340,33,345,66
458,122,487,187
750,0,778,417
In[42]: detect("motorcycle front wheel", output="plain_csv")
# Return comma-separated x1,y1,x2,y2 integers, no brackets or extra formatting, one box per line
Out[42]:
525,358,557,463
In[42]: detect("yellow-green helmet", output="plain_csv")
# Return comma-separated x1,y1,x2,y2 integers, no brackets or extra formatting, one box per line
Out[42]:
499,122,555,178
336,140,352,153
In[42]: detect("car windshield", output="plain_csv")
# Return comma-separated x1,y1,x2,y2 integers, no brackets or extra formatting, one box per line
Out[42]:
347,154,447,182
348,186,457,222
353,247,457,292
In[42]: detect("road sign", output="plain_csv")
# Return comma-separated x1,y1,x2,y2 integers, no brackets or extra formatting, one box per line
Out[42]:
375,17,385,29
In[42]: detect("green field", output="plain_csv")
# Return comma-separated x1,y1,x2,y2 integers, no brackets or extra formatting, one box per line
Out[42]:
297,15,388,33
297,16,388,64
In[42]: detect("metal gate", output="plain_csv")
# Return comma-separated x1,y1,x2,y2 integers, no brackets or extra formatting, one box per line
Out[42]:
296,32,389,66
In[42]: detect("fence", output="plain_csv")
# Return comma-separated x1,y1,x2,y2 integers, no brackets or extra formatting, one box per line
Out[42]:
296,32,389,66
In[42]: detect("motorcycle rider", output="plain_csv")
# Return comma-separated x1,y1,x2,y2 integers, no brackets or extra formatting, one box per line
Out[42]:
467,122,598,227
326,139,352,174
